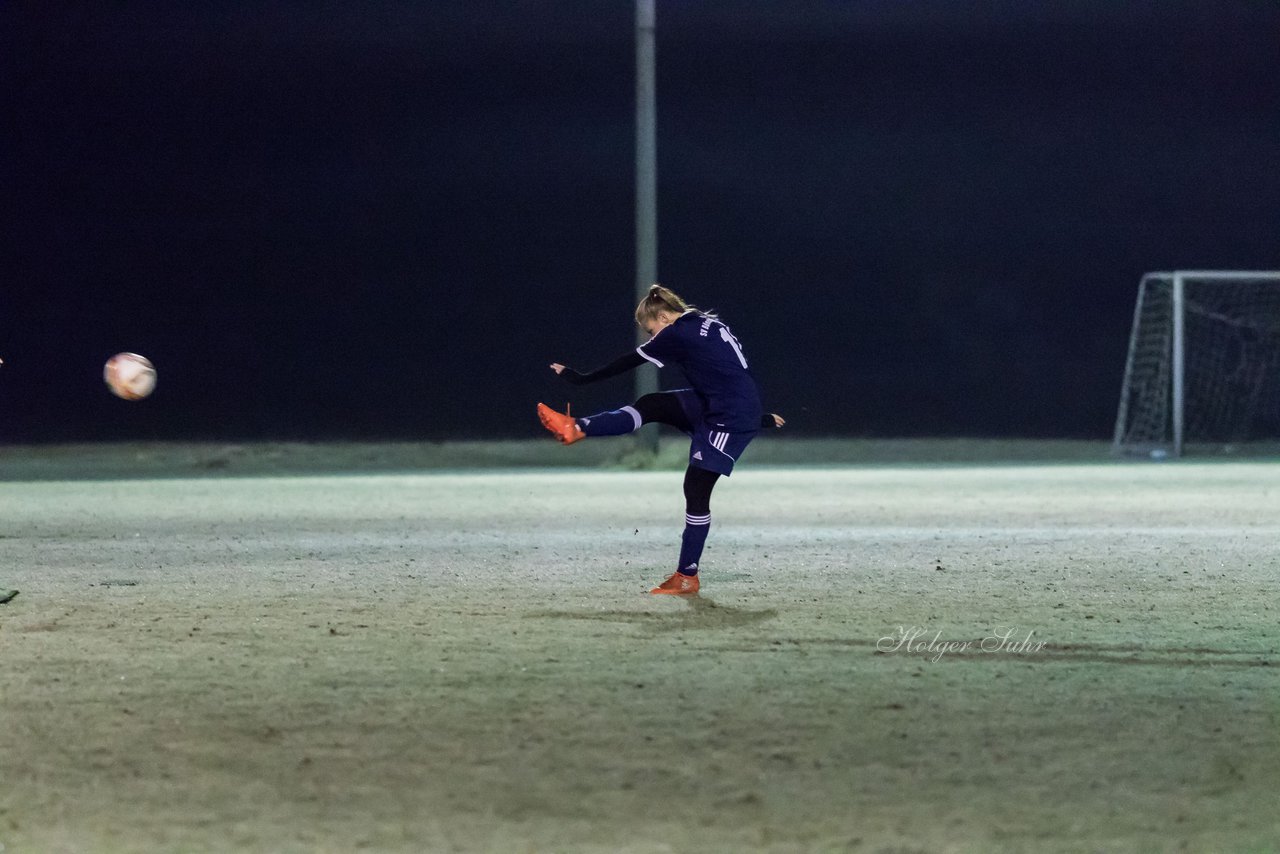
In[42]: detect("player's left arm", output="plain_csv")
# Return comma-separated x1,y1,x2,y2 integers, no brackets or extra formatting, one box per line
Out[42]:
762,412,785,428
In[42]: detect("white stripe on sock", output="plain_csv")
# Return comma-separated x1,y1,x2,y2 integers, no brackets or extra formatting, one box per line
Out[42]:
621,405,643,431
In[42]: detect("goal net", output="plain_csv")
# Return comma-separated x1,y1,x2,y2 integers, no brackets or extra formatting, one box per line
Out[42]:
1113,271,1280,457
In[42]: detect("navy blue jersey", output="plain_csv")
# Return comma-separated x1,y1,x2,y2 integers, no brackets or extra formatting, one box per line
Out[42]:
637,311,763,432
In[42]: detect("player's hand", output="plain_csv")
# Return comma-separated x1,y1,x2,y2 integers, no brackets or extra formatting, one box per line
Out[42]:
770,413,786,428
552,363,589,385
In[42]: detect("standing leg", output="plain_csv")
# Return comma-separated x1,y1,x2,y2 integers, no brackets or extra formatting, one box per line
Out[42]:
676,465,719,576
651,464,719,595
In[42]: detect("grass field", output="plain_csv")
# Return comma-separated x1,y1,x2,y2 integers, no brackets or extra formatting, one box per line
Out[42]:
0,442,1277,853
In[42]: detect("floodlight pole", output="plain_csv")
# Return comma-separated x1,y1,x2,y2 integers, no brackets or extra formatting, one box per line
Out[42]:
1171,272,1186,458
634,0,659,452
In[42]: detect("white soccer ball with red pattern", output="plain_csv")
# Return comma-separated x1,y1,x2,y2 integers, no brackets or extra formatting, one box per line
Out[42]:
104,353,157,400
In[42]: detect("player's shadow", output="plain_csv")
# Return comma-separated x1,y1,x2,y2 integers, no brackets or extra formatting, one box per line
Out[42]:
529,597,777,634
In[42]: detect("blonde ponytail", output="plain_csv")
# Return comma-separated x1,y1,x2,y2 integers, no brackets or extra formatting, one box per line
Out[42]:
635,283,696,326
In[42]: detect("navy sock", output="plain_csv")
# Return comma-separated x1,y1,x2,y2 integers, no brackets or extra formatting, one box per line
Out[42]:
579,405,642,437
677,513,711,575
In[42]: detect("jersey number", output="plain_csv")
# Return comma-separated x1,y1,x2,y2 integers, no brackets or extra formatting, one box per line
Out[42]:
720,326,749,369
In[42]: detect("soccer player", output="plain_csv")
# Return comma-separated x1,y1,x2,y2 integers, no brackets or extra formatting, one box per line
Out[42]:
537,284,783,595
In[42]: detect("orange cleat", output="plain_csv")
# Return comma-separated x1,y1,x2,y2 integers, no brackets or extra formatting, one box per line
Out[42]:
650,571,700,595
537,402,586,445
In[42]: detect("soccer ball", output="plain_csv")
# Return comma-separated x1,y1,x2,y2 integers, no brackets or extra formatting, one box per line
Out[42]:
104,353,157,400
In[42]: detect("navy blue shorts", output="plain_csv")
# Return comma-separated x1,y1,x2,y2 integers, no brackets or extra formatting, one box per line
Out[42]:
668,389,758,476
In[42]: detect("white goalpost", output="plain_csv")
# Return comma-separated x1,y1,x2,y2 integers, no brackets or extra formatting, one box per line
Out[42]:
1113,270,1280,458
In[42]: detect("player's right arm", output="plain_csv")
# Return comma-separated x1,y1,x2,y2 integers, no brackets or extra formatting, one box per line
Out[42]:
550,350,647,385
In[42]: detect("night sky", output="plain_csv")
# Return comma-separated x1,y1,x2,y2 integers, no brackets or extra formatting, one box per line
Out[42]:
6,1,1278,442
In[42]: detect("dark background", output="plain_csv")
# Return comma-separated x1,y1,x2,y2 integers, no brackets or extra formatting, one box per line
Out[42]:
5,1,1278,442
